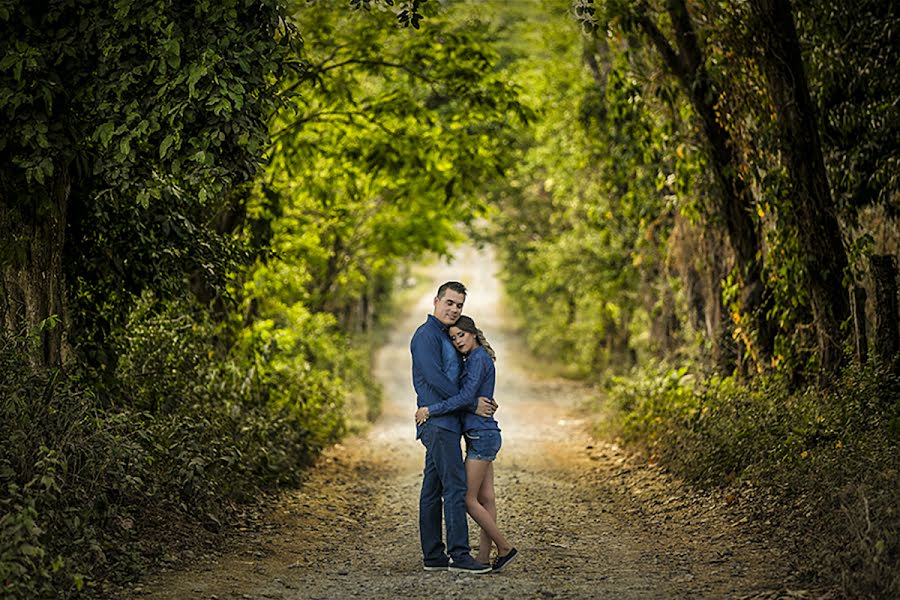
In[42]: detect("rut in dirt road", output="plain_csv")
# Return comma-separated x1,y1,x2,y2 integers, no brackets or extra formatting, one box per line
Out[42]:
136,246,792,600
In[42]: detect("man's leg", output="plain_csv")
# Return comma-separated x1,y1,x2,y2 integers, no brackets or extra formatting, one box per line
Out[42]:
429,427,470,561
419,424,446,563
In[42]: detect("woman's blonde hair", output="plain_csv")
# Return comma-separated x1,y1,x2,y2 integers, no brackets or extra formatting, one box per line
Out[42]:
453,315,496,362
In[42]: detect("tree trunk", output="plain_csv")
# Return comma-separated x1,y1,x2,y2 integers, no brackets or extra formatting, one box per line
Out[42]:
636,0,776,366
749,0,851,372
851,286,868,364
871,255,899,365
0,175,71,368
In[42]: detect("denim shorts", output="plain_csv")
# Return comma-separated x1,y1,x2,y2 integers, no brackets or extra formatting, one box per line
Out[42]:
464,429,502,462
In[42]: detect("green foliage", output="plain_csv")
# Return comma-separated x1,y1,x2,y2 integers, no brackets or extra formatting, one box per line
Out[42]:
0,0,288,202
1,491,69,598
238,0,531,353
599,364,900,595
0,0,292,366
1,2,531,596
482,1,897,596
0,297,348,597
477,0,694,373
350,0,428,29
491,0,896,377
799,0,900,215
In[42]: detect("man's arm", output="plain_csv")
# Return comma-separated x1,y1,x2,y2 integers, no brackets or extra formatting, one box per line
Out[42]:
411,329,458,398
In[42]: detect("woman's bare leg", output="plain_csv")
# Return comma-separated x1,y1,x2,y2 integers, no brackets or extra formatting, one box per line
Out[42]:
465,459,512,560
476,462,496,563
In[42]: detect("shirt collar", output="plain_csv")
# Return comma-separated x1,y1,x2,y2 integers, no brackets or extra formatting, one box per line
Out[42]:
427,314,448,331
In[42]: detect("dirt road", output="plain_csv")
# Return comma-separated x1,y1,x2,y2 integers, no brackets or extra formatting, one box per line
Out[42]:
135,246,792,599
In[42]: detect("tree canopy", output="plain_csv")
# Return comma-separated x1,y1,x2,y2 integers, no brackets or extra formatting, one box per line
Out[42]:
2,0,899,597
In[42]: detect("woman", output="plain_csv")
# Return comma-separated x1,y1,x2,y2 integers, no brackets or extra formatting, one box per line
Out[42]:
415,315,518,572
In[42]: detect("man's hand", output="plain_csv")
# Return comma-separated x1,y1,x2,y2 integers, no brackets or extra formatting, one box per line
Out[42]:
415,406,429,425
475,396,498,418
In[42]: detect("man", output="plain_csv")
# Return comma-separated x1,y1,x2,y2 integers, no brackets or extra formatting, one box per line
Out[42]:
410,281,496,574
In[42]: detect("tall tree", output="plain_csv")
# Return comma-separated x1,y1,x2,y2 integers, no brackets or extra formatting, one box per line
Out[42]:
747,0,850,370
0,0,291,368
576,0,777,367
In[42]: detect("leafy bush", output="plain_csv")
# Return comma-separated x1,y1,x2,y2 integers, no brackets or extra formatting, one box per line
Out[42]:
0,299,353,598
599,363,900,597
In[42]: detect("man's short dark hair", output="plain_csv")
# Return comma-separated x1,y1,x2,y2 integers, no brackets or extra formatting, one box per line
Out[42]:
436,281,467,299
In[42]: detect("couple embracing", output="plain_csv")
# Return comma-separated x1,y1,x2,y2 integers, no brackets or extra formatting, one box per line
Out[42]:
410,281,518,574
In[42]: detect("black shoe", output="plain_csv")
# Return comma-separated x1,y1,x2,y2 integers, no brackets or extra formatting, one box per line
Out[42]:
491,548,518,573
448,555,492,574
423,556,450,571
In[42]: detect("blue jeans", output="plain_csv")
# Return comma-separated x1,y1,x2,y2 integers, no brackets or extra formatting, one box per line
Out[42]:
419,422,470,562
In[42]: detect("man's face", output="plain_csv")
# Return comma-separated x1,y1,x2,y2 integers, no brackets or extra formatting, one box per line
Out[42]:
433,289,465,326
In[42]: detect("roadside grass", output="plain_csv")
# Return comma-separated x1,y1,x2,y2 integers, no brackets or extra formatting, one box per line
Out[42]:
588,363,900,599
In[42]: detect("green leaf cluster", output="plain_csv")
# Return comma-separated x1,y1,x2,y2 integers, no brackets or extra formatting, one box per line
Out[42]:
245,0,531,329
1,0,291,367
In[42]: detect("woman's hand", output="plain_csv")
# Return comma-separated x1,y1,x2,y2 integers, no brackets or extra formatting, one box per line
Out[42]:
415,406,430,425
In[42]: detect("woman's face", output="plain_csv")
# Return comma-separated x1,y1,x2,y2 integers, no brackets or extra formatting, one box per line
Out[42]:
448,326,476,354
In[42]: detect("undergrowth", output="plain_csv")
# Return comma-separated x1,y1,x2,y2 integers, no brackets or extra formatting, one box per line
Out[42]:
595,363,900,599
0,301,365,599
